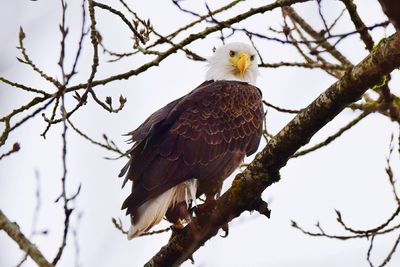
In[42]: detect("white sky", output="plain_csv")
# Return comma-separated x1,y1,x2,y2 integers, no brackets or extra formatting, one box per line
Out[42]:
1,0,400,266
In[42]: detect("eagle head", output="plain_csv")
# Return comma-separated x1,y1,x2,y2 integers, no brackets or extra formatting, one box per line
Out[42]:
205,42,259,85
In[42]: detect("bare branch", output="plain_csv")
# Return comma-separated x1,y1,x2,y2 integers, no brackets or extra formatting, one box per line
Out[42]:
92,1,147,45
0,76,49,96
283,6,353,67
341,0,374,51
67,118,126,157
336,206,400,235
263,100,301,114
293,111,369,157
378,234,400,267
17,27,63,89
0,142,20,160
259,61,346,71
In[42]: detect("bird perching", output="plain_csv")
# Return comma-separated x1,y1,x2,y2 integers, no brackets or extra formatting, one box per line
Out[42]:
119,42,263,239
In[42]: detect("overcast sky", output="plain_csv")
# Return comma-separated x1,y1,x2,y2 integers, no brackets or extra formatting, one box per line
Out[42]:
1,0,400,266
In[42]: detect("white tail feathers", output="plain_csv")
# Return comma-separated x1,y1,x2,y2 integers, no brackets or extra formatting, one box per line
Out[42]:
127,179,197,240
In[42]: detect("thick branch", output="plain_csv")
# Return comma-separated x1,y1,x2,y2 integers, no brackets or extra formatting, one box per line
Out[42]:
0,210,53,267
145,32,400,267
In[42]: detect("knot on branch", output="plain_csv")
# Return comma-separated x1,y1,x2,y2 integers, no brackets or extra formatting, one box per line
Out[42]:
251,199,271,218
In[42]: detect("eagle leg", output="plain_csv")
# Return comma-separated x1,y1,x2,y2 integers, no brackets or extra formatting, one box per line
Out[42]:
166,201,192,240
191,194,217,224
192,197,230,238
169,218,187,241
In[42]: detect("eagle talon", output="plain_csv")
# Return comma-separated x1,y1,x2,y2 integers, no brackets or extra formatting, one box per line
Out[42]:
169,219,186,240
220,223,229,238
171,219,186,231
193,197,217,217
189,205,198,215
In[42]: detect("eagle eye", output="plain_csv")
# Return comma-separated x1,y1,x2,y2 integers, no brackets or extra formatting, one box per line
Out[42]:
229,50,236,57
250,55,255,61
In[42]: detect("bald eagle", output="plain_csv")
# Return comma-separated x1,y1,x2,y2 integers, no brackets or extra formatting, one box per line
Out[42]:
119,42,263,239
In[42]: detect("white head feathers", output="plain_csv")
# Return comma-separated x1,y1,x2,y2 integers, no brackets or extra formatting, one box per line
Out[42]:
205,42,259,86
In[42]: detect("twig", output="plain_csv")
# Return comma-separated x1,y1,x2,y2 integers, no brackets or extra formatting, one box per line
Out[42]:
73,212,83,267
17,27,63,89
263,100,300,114
378,234,400,267
52,1,78,264
140,227,171,237
341,0,374,51
312,21,388,55
112,217,128,235
367,234,376,267
259,61,345,71
51,104,72,266
293,112,369,157
0,142,20,160
41,97,60,138
118,0,205,61
46,0,100,125
386,134,400,204
67,118,127,157
283,6,353,66
291,220,365,240
0,96,54,147
0,76,49,96
328,8,346,33
156,0,243,46
65,0,88,86
292,220,400,240
93,1,146,45
112,217,171,237
335,206,400,236
316,0,330,35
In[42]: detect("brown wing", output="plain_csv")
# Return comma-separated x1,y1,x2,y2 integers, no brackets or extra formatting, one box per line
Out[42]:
120,80,263,216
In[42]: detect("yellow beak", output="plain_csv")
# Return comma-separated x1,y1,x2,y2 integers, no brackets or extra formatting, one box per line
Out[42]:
229,52,251,78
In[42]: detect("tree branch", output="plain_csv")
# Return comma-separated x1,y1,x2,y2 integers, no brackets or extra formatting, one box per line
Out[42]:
341,0,374,51
0,210,53,267
283,6,353,67
292,111,369,157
